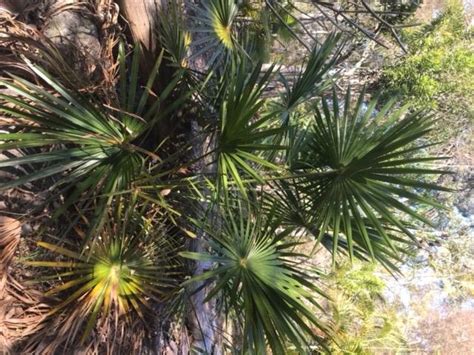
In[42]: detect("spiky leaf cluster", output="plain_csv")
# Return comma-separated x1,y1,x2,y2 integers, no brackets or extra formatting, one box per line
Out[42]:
0,0,448,352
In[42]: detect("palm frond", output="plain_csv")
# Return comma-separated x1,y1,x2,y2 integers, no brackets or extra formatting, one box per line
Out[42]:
188,0,240,68
25,198,182,346
280,88,449,264
279,32,343,124
216,62,284,196
156,2,191,69
0,216,21,270
182,201,330,354
0,46,184,231
156,2,211,96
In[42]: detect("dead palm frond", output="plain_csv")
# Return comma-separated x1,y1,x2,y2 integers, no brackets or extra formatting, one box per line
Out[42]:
0,216,20,272
0,275,49,351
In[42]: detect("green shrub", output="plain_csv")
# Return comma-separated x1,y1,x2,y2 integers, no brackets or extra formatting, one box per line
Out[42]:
324,264,406,354
382,0,474,110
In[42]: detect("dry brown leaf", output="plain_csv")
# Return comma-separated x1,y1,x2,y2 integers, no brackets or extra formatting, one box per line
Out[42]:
0,274,48,352
0,216,20,272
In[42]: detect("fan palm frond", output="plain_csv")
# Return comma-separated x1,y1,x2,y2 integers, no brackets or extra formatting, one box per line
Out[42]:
280,89,449,264
0,45,185,230
278,32,343,124
182,201,329,354
266,180,407,271
156,2,191,69
216,62,284,196
189,0,240,68
26,198,182,345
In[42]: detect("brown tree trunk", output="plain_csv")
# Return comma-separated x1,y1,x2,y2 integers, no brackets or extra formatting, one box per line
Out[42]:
116,0,163,54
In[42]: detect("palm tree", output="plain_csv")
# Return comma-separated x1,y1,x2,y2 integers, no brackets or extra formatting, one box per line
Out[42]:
0,0,445,353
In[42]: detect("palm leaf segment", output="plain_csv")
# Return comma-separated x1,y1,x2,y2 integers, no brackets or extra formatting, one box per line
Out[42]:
182,204,328,354
287,89,449,263
217,63,283,196
27,200,181,344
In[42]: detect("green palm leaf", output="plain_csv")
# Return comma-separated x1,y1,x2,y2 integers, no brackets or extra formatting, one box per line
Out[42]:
156,2,191,69
0,45,184,230
265,180,407,271
280,89,450,264
216,62,284,196
188,0,240,68
0,63,142,191
181,202,329,354
278,32,343,124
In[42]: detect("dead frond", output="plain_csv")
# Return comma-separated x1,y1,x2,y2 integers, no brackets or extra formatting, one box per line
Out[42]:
0,2,120,100
0,275,49,352
0,216,20,275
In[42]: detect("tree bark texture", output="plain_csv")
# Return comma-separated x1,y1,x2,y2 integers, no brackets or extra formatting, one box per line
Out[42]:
116,0,163,54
